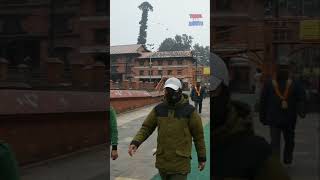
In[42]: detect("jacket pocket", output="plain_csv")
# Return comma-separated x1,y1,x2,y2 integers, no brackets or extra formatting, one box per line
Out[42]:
176,149,192,159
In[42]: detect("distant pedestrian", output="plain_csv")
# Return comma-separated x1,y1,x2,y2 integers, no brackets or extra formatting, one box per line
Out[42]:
109,106,119,160
259,58,306,166
190,81,206,114
128,77,206,180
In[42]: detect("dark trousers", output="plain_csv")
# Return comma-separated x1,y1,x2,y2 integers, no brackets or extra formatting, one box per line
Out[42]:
270,126,295,162
194,101,203,113
159,172,187,180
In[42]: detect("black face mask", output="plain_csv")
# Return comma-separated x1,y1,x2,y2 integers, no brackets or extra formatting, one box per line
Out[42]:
210,86,230,129
165,88,181,104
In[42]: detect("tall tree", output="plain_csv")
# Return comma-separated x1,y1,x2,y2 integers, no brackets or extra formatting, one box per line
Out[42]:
158,34,193,51
193,44,210,66
137,1,153,45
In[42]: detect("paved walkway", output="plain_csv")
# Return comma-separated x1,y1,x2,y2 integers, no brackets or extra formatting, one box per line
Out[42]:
111,97,210,180
19,93,319,180
253,112,320,180
20,145,109,180
232,93,320,180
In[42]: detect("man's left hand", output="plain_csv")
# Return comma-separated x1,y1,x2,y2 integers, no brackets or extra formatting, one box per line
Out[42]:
111,150,118,160
198,161,205,171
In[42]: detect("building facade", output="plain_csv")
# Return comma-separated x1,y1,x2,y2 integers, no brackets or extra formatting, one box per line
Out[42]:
110,44,150,82
80,0,108,64
133,51,196,87
0,0,107,89
265,0,320,17
211,0,265,92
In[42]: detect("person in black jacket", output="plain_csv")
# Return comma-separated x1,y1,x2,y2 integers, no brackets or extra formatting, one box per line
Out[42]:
259,58,307,166
190,81,206,114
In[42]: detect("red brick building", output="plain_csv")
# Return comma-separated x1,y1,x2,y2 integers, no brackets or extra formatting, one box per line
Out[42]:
212,0,320,92
0,0,107,88
0,0,108,166
110,44,150,82
133,51,196,87
211,0,265,92
80,0,108,64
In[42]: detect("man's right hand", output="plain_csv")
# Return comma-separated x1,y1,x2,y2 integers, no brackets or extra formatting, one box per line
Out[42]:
198,161,205,171
128,144,138,157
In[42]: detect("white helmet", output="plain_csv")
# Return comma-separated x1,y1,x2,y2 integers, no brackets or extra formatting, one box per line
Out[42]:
164,77,182,91
209,52,229,91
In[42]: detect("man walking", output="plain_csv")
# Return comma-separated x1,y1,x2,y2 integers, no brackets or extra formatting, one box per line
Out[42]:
190,81,206,114
259,58,306,166
128,77,206,180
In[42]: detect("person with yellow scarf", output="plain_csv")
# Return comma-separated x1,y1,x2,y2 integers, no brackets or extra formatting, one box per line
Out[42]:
190,81,206,114
260,58,306,166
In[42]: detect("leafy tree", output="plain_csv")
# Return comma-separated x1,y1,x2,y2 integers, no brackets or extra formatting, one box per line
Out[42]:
137,1,153,45
158,34,193,51
158,35,209,65
158,38,176,51
193,44,210,66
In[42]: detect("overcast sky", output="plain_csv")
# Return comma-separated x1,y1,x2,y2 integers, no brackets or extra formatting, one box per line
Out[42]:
110,0,210,50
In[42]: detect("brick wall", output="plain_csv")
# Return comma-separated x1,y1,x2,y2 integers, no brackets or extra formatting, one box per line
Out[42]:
0,112,107,166
110,90,163,113
0,89,163,165
111,97,162,113
0,90,108,165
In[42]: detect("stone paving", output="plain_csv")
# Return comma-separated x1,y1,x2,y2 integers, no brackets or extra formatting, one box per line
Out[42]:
232,93,320,180
110,97,210,180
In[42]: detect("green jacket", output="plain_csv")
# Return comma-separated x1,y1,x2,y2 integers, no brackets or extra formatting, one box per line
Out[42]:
109,107,118,150
0,142,20,180
212,100,290,180
131,94,206,174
